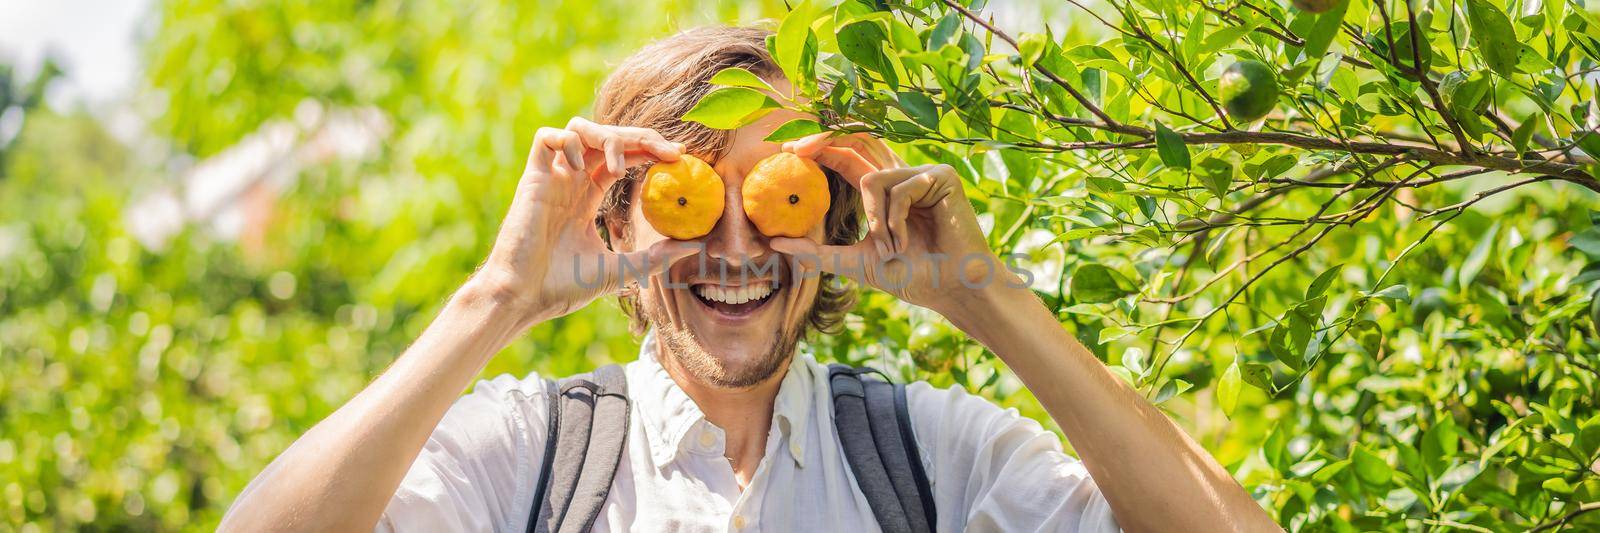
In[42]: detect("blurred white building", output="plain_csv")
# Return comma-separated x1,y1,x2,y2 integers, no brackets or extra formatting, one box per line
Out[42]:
124,101,389,251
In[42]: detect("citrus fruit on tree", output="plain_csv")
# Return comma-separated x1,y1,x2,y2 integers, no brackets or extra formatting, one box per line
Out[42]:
742,152,830,238
1290,0,1344,13
641,154,725,240
1219,59,1279,122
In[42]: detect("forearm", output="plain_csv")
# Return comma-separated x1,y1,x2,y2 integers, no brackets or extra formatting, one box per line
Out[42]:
937,286,1276,533
220,278,528,532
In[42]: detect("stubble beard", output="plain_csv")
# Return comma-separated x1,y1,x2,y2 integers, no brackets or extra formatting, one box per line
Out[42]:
640,294,807,389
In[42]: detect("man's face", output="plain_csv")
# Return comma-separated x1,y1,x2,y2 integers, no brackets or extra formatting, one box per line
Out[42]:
625,106,829,389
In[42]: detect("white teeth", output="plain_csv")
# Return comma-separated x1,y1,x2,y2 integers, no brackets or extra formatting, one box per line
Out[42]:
693,283,775,305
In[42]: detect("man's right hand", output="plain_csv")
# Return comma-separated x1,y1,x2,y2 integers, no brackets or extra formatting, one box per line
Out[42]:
475,117,696,329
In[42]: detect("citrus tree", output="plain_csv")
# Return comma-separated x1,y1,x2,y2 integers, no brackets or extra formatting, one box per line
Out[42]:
684,0,1600,529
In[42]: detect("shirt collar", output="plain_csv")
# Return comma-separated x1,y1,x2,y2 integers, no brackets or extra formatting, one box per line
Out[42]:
632,331,814,469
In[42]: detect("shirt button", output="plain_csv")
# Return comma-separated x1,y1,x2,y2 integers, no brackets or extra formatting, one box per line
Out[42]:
732,515,747,529
698,430,716,449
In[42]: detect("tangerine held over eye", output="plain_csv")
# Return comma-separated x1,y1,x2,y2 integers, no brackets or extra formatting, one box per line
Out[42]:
640,155,724,240
741,152,830,239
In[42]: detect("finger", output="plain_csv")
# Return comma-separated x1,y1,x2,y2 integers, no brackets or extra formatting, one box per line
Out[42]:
886,173,940,254
560,134,587,174
603,136,625,178
569,118,683,163
811,146,881,186
828,133,904,169
861,165,939,251
783,132,834,158
530,127,569,170
644,139,684,162
854,134,906,168
537,128,586,176
785,132,904,174
564,118,612,172
856,171,892,257
552,146,580,177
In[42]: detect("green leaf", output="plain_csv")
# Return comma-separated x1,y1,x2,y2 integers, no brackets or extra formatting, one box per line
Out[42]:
1071,263,1135,303
763,119,824,142
709,67,777,93
897,91,939,129
1295,0,1351,66
1572,226,1600,258
773,1,819,88
1421,418,1459,477
1353,446,1393,486
1155,122,1190,170
1465,0,1526,78
1354,319,1384,356
1196,157,1234,198
1306,264,1343,299
1576,413,1600,457
838,20,892,75
1263,423,1292,471
1217,361,1241,416
1200,24,1252,55
1153,378,1192,404
1121,346,1147,377
1269,322,1304,371
1367,284,1411,303
1458,222,1498,289
1240,362,1275,392
1244,153,1299,180
1511,113,1541,154
682,87,778,130
1577,131,1600,162
1018,33,1048,66
928,12,961,50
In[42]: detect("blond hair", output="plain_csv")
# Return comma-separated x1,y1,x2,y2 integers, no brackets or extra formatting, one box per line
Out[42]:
593,25,863,336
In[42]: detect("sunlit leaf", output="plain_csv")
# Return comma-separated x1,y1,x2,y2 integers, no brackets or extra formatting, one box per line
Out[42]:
682,87,778,129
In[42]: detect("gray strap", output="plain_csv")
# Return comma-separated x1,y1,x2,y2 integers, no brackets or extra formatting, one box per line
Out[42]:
894,382,937,528
527,377,561,533
561,365,628,533
825,363,934,531
529,365,630,533
863,377,934,533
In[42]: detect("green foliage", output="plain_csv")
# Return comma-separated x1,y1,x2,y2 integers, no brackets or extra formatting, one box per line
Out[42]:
6,0,1600,531
2,0,786,529
704,0,1599,529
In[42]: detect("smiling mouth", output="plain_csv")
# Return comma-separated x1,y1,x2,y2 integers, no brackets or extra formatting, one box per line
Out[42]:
690,282,781,317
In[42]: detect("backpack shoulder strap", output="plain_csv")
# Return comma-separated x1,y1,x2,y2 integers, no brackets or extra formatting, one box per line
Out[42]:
828,364,936,533
527,364,630,533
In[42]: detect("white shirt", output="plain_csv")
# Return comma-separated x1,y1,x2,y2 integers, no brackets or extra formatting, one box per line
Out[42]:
378,334,1119,532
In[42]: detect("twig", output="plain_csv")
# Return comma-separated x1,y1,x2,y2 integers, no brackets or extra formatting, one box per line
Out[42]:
1530,501,1600,532
938,0,1121,128
1403,0,1476,156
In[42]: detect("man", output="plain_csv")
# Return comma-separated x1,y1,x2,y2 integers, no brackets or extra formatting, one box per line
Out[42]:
221,26,1276,532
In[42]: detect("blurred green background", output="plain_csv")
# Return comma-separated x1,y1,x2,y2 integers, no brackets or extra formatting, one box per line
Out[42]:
3,0,1599,530
0,1,801,528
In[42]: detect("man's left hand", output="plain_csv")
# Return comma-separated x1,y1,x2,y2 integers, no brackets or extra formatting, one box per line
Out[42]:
769,133,1025,315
